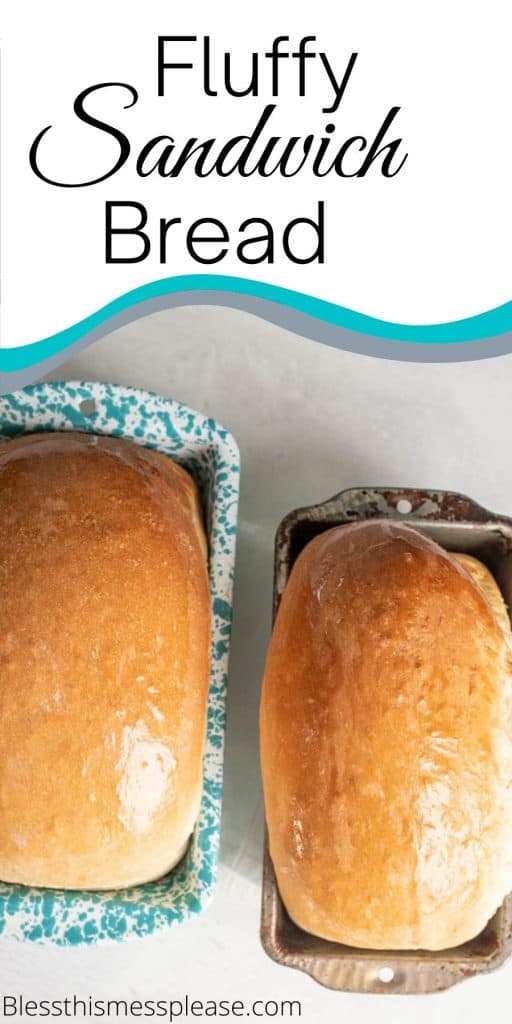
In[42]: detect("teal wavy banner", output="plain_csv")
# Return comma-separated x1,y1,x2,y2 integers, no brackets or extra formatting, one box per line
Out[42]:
2,274,512,372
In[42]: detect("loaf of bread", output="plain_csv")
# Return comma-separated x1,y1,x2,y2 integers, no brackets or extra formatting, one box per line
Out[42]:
260,520,512,950
0,431,210,890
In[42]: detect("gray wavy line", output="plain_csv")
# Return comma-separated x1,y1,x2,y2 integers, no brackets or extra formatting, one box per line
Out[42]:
2,291,511,394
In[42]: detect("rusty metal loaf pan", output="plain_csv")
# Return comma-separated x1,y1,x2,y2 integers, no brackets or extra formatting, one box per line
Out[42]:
261,487,512,995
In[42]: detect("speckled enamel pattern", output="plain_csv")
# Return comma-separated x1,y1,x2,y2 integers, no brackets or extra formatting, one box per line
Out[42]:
0,381,240,945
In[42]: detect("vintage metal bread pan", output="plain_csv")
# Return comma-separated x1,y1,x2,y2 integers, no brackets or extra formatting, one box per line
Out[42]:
261,486,512,994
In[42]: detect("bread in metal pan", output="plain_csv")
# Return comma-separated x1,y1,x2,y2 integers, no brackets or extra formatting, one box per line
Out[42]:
0,431,210,890
260,520,512,950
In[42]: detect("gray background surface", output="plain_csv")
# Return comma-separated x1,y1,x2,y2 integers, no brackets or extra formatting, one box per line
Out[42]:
2,305,512,1021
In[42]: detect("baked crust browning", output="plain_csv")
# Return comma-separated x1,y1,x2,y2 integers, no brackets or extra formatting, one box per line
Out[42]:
0,432,211,889
260,520,512,949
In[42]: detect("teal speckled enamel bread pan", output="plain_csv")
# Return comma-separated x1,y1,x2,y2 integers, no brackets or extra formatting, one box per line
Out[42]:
0,381,240,945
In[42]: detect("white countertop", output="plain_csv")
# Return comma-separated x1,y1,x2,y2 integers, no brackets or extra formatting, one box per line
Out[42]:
2,306,512,1021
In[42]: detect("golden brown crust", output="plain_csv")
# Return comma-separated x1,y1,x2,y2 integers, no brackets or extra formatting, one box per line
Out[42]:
0,431,210,889
454,553,511,636
260,520,512,950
